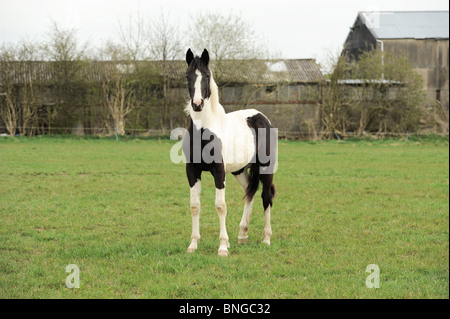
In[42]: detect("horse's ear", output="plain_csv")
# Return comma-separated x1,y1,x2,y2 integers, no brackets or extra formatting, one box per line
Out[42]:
186,48,194,65
201,49,209,66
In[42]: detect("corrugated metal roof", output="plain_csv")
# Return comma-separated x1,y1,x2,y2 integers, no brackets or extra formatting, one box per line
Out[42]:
218,59,324,84
267,59,324,83
359,11,449,39
336,79,402,85
0,59,324,86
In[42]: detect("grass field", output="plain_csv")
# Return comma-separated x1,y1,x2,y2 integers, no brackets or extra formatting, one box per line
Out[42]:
0,135,448,299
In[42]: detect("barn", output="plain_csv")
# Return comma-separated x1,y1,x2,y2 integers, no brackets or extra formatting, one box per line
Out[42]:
0,59,324,136
212,59,324,138
131,58,325,137
343,11,449,108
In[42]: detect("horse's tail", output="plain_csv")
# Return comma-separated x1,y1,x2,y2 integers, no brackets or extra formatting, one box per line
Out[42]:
245,163,277,207
244,112,277,204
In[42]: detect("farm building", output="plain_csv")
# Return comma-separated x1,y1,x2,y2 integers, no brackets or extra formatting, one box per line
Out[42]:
343,11,449,108
152,58,324,136
0,59,324,136
211,59,324,137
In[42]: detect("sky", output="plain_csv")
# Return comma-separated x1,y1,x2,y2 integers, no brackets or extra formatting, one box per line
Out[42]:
0,0,448,66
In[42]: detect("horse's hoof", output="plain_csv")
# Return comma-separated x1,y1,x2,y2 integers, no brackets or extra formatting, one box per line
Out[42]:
262,239,271,246
187,247,197,253
218,250,229,257
238,236,248,244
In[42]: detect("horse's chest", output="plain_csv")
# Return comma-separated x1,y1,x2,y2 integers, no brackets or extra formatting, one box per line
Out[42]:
182,125,224,166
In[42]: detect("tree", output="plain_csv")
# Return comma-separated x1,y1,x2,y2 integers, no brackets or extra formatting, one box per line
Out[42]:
147,10,183,61
116,12,148,62
101,68,136,135
147,10,183,129
0,42,43,136
187,11,272,85
188,11,267,61
318,53,352,139
319,49,425,138
0,45,19,136
41,22,89,133
43,21,87,62
349,50,424,135
16,43,43,136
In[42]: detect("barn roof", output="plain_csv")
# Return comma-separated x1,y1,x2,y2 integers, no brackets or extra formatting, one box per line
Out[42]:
211,59,324,84
0,59,324,87
358,11,449,40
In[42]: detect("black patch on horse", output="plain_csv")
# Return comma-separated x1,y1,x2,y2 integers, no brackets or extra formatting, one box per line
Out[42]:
231,166,247,176
183,119,225,189
244,113,277,207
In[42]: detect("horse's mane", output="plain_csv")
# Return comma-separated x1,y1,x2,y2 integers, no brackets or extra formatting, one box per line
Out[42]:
209,72,222,114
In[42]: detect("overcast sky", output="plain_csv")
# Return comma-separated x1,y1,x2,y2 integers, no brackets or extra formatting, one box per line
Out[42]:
0,0,448,65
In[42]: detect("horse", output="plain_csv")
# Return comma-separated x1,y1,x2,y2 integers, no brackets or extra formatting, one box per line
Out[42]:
182,48,277,256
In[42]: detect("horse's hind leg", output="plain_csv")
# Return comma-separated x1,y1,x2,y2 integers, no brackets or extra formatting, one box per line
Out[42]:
234,170,255,244
261,173,275,246
239,198,255,244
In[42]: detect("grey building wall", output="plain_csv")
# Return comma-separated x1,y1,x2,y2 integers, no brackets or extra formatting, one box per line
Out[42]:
380,39,449,107
219,84,321,137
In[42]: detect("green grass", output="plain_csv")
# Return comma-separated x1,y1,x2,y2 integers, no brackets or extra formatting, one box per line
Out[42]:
0,135,448,298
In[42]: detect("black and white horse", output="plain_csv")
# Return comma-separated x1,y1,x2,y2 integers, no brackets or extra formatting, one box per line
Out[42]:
182,49,277,256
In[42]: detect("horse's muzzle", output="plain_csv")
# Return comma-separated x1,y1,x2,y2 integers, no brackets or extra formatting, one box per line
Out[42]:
191,99,204,112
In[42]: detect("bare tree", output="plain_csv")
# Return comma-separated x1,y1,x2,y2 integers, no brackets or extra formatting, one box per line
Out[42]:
318,53,352,139
17,42,42,136
146,9,183,128
188,11,272,85
116,12,148,61
349,50,425,136
96,40,128,61
96,43,138,135
147,9,183,61
320,49,425,138
0,42,43,136
101,70,136,135
41,22,90,133
0,45,18,136
189,11,267,61
43,20,87,62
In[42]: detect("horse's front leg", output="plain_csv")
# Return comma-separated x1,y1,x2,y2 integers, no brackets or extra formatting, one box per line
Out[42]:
216,187,229,256
212,165,229,256
187,180,201,252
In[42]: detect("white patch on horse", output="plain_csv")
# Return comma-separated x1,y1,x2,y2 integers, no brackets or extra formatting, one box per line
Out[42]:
222,109,259,173
193,70,203,106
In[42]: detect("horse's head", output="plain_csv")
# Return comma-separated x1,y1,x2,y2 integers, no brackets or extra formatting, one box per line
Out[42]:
185,48,211,112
